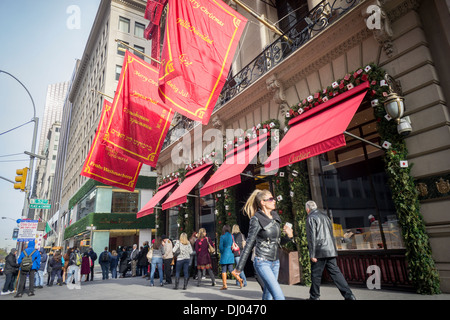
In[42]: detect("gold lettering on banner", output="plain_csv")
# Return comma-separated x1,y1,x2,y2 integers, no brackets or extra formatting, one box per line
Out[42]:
187,0,225,27
167,80,189,98
288,151,311,164
179,54,193,68
88,161,133,180
177,18,214,44
110,129,153,152
105,146,129,163
130,91,159,106
134,70,158,87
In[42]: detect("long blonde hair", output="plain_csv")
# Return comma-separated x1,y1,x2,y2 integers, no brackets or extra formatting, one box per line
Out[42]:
179,232,189,245
198,228,206,239
243,189,271,218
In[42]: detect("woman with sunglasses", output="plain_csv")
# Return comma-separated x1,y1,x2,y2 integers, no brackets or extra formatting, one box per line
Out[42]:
233,189,294,300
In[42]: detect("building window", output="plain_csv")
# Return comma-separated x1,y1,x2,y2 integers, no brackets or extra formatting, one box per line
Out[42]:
111,191,139,213
118,16,130,33
78,189,97,220
134,45,145,60
316,101,405,251
135,22,145,38
115,65,122,81
117,41,129,56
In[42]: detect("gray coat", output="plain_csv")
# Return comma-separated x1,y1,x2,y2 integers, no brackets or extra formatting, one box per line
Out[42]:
306,209,338,259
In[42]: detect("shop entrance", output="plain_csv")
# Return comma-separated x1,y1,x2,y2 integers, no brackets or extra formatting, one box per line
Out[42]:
234,175,272,277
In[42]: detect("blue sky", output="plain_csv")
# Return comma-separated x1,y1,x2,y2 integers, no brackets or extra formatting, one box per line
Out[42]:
0,0,101,251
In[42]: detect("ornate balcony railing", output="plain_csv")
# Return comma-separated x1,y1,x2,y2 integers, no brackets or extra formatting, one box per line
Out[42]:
163,0,361,150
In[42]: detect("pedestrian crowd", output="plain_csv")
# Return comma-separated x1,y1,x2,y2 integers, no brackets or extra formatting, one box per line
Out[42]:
1,195,355,301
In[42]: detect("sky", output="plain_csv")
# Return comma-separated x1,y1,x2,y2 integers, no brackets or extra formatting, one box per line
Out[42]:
0,0,101,252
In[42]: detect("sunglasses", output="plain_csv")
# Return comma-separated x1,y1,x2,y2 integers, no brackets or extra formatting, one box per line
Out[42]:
263,197,275,202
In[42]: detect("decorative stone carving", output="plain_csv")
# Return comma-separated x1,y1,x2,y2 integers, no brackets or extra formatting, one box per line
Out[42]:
266,74,290,116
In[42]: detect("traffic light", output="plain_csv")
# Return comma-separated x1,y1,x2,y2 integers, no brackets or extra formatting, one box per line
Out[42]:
14,167,28,191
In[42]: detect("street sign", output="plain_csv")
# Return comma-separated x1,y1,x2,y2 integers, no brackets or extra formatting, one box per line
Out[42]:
29,203,51,209
17,220,38,242
30,199,49,204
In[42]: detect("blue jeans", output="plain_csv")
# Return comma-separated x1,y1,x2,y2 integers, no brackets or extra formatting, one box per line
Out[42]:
150,257,163,285
234,256,247,286
253,257,285,300
100,263,109,279
34,270,45,287
175,259,190,279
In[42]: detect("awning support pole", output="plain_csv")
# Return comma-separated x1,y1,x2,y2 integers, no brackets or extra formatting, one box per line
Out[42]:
343,131,383,150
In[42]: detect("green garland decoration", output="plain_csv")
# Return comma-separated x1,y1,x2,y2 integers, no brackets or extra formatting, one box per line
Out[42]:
284,63,440,294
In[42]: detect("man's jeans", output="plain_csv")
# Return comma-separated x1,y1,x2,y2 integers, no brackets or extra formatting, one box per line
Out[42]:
253,257,285,300
100,263,109,279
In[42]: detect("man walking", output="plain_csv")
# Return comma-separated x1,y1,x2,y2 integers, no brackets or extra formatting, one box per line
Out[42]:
87,247,97,281
15,240,41,297
1,248,19,295
305,200,356,300
99,247,112,280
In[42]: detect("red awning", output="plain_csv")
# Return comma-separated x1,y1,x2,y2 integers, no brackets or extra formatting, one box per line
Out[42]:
200,133,269,197
136,179,178,218
162,163,213,210
264,82,370,172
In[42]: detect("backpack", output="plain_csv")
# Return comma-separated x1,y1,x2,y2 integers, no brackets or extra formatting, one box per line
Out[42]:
75,252,82,266
101,251,110,263
20,249,36,272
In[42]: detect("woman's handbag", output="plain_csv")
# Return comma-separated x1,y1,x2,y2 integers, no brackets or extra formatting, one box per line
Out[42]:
206,237,216,254
146,247,153,261
231,235,240,254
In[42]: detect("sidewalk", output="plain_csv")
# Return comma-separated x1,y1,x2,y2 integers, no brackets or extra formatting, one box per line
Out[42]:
1,271,449,301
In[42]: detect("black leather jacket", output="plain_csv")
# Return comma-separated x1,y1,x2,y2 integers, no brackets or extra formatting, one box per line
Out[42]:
236,210,291,272
306,209,338,259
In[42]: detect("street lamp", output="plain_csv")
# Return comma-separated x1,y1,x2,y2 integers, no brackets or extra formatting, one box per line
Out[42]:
383,74,412,136
0,70,40,218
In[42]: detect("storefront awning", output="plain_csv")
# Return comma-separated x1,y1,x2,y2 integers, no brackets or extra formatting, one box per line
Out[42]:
200,133,269,197
264,82,370,172
136,179,178,218
162,163,213,210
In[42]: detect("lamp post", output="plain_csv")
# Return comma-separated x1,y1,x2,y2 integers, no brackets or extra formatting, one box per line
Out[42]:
383,74,412,136
0,70,39,219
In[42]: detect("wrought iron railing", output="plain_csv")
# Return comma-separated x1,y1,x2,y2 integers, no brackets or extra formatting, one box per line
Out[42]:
162,0,361,150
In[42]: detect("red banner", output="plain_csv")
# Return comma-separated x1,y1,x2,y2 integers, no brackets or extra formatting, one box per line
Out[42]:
159,0,248,125
144,0,167,40
81,100,143,191
102,51,174,167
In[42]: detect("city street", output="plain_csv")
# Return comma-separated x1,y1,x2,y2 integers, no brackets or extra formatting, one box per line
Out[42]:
1,272,449,301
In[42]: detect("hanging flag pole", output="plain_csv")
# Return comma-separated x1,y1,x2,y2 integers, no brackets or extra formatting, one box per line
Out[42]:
115,39,161,65
91,89,114,100
231,0,292,44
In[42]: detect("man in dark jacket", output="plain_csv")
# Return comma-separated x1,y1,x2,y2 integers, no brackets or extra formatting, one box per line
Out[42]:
87,248,97,281
15,240,41,297
35,247,47,288
1,248,19,295
99,247,112,280
305,200,355,300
